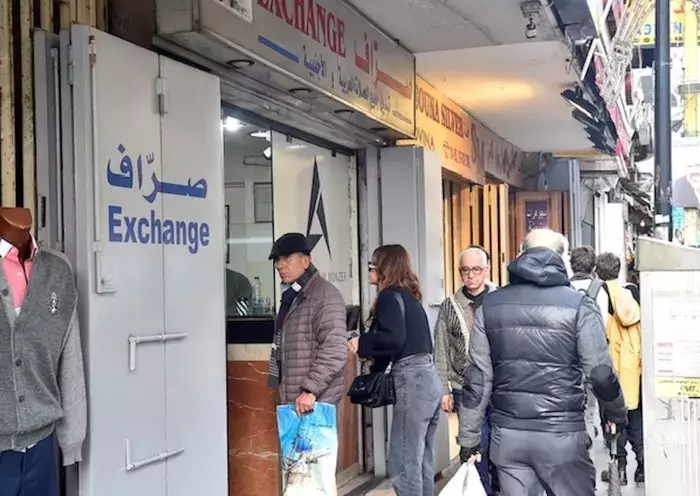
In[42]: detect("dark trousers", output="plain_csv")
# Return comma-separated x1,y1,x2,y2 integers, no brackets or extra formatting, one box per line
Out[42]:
476,416,492,494
617,408,644,464
0,435,58,496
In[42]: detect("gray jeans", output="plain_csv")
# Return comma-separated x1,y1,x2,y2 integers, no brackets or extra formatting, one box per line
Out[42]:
490,426,595,496
389,354,442,496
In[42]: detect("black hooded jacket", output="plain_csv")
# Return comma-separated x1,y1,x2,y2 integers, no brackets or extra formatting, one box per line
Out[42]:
458,248,628,447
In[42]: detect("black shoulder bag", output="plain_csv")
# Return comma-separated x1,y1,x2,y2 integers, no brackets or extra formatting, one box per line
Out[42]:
347,292,405,408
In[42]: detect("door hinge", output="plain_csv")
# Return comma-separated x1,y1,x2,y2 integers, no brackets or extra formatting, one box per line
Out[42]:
88,37,97,66
156,77,168,116
67,45,74,86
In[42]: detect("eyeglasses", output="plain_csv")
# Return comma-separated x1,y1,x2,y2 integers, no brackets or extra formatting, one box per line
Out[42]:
459,266,485,276
368,263,377,272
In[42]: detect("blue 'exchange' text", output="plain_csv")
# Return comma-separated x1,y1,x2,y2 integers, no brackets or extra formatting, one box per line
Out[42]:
108,205,210,254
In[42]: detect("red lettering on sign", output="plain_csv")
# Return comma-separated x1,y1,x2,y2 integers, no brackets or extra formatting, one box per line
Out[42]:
259,0,347,57
316,3,327,46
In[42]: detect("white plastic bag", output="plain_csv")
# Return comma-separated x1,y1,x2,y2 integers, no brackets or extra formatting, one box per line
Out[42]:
439,463,487,496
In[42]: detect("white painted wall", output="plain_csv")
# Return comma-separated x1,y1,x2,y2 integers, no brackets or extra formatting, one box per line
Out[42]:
223,133,274,303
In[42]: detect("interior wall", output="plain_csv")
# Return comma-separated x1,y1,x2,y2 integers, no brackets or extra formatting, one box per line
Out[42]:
223,129,275,302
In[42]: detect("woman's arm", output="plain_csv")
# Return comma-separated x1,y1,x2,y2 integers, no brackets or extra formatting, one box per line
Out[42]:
358,290,407,358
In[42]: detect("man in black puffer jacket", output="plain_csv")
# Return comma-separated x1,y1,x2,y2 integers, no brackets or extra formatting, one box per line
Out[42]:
458,228,628,496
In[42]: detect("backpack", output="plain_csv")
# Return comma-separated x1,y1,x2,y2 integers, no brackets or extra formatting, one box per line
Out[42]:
579,278,604,300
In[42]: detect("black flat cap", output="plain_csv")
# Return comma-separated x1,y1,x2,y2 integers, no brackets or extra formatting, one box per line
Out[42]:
269,232,311,260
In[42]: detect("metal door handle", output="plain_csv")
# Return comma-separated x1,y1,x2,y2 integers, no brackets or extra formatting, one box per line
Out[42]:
125,439,184,472
128,333,188,371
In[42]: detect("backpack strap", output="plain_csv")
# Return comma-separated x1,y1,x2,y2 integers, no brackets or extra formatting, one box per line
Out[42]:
449,295,470,353
586,279,604,300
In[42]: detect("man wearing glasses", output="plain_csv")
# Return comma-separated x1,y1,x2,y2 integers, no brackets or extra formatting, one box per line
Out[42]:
267,232,348,493
434,246,498,494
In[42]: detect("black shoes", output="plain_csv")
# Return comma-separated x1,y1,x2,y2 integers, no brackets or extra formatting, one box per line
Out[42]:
601,463,628,486
602,460,645,485
634,460,645,483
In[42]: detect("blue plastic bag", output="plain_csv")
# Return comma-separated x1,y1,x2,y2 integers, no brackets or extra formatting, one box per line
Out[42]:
277,402,338,495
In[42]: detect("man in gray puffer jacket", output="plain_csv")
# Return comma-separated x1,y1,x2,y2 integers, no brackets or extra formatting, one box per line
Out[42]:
458,229,628,496
267,233,348,411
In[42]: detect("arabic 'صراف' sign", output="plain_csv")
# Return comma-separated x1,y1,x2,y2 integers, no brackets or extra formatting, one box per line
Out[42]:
105,144,211,254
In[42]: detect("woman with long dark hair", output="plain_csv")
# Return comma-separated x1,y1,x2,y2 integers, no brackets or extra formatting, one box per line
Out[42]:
348,245,442,495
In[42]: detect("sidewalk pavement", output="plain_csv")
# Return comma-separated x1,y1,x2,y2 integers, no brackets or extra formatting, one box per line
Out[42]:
356,430,646,495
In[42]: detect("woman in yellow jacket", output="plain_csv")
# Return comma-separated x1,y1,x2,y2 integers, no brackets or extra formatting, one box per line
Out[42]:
597,253,644,485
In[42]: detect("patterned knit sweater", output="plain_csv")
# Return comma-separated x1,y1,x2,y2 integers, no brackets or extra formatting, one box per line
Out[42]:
434,284,497,395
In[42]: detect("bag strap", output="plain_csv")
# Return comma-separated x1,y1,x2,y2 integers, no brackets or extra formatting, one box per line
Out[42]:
449,295,470,353
586,279,604,299
385,291,407,373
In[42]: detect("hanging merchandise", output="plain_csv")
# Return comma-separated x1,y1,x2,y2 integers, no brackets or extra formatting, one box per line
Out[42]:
278,403,338,495
439,463,487,496
0,208,87,496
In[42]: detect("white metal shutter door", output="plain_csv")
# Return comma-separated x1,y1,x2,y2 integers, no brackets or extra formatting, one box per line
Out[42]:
158,56,228,495
69,26,167,496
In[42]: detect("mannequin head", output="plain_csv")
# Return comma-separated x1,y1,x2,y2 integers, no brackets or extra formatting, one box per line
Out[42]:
0,208,32,259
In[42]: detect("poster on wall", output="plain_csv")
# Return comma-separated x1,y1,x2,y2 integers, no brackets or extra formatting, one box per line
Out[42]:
271,131,357,304
672,207,686,245
636,48,700,209
525,200,549,232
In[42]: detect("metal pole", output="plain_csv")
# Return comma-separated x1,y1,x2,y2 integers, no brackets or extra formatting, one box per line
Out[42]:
654,0,672,241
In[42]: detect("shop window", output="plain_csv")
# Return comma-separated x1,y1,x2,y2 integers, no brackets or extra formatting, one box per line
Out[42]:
223,116,275,318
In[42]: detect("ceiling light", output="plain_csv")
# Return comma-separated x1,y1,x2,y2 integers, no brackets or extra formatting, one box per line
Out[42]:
227,59,254,69
222,117,244,132
250,130,271,140
289,87,312,95
263,146,272,159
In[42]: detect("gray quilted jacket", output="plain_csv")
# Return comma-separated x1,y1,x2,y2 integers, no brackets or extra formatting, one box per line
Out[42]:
279,272,348,404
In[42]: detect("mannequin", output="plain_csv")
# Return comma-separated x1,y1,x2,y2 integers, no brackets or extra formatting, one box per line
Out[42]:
0,207,32,260
0,207,86,496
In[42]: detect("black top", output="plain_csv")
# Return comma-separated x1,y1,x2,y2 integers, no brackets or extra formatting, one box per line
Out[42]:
358,287,433,371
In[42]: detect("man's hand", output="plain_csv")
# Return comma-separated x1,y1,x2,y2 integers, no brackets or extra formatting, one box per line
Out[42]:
459,445,481,465
602,405,628,431
440,394,454,413
295,392,316,415
347,337,359,354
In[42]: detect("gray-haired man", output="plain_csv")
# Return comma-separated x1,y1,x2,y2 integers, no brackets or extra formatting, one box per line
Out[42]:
459,229,628,495
434,246,497,494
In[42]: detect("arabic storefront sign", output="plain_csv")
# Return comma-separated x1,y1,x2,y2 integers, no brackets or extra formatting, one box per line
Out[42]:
414,78,483,183
473,120,526,188
106,144,211,254
198,0,415,136
410,78,526,187
634,0,684,46
525,200,549,232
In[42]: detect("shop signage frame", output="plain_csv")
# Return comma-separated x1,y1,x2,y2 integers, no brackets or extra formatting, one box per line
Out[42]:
169,0,416,137
405,78,526,187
